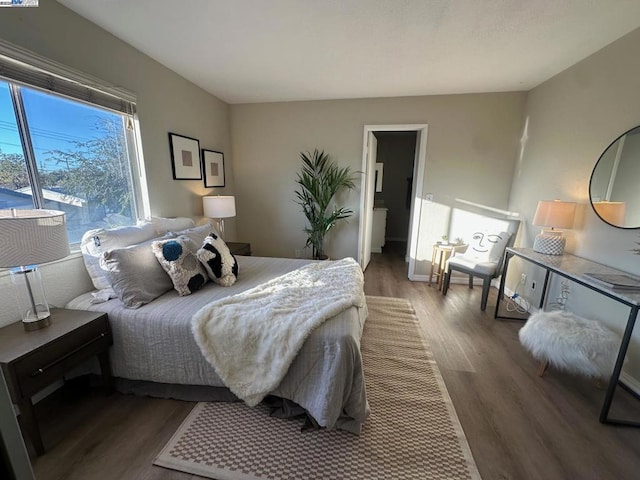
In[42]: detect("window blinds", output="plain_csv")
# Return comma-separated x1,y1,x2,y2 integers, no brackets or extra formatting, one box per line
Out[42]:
0,41,136,115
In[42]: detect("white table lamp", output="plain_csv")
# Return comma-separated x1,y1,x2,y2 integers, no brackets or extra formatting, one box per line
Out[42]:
532,200,576,255
203,195,236,237
0,209,70,330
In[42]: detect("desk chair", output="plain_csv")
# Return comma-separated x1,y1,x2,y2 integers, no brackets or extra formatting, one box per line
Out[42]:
442,231,515,311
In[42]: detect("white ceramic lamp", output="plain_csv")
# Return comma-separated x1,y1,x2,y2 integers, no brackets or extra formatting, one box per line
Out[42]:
532,200,576,256
0,209,70,330
203,195,236,238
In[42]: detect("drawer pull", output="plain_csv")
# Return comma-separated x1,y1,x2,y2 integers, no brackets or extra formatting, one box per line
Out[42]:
30,333,108,377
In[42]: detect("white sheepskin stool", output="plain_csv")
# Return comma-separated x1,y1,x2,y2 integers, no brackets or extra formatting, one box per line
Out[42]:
519,310,621,379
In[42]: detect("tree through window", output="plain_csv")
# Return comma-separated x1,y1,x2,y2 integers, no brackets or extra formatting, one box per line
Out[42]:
0,79,143,243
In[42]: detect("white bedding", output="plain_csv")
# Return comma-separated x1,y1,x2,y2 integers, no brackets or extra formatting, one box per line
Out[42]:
66,255,369,433
193,258,365,406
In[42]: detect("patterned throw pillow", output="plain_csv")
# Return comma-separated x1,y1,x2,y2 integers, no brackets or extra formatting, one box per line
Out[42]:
152,237,208,295
196,233,238,286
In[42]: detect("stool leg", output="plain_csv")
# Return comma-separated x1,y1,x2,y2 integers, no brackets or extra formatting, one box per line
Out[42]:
537,361,548,377
429,246,438,287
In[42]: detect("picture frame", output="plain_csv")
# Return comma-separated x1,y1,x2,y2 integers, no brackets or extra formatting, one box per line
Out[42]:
202,149,225,188
169,132,201,180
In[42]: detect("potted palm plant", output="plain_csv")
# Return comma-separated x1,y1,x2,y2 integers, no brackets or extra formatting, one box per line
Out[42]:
294,149,357,259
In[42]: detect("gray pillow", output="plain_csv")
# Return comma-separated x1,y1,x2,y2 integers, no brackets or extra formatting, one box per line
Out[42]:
100,237,174,308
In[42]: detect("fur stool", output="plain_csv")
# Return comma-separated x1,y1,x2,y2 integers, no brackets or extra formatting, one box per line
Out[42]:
519,310,620,379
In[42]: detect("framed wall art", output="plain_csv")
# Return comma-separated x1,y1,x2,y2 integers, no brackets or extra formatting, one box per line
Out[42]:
169,132,201,180
202,149,225,187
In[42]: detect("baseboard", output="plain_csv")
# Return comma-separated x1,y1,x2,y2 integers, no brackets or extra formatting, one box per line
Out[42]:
409,273,430,282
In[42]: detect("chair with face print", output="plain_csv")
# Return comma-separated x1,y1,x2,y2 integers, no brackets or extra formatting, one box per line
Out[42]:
441,229,516,311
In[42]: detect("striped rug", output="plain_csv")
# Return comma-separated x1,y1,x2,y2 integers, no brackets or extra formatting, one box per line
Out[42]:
154,295,481,480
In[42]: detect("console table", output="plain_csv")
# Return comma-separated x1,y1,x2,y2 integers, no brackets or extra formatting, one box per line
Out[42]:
495,247,639,427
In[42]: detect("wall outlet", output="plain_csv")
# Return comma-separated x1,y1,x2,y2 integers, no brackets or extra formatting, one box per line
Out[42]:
295,249,301,258
521,273,527,284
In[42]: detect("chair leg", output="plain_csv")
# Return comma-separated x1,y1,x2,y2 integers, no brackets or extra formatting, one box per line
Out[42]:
442,268,451,296
481,277,491,311
468,275,474,289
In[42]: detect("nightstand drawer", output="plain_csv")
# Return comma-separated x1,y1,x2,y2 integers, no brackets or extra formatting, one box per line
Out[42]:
14,317,112,398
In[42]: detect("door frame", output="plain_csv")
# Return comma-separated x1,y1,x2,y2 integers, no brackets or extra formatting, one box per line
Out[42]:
357,124,428,280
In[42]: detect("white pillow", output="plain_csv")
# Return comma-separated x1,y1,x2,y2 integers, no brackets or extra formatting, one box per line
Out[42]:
175,223,217,252
149,216,195,235
463,231,510,263
80,222,157,290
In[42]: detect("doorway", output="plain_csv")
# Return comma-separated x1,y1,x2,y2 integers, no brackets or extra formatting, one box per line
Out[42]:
357,124,428,280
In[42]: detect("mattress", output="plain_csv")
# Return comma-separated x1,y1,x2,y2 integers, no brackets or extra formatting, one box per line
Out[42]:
66,255,369,433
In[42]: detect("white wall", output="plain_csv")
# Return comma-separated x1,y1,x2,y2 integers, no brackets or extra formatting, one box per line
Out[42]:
0,1,231,327
507,27,640,387
230,92,526,274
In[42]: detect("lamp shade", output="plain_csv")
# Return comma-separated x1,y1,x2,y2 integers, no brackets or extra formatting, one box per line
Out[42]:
0,209,70,267
532,200,576,229
593,201,625,226
203,195,236,219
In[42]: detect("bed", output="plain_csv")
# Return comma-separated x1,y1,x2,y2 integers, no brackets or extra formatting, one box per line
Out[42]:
66,254,370,433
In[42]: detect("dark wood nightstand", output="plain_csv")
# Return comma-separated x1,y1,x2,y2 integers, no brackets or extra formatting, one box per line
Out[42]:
0,308,112,456
227,241,252,256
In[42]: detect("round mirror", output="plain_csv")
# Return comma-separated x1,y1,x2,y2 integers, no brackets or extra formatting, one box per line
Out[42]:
589,125,640,229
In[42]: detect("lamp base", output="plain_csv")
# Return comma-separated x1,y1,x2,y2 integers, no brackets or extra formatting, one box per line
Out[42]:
10,265,53,332
216,218,226,238
533,230,566,256
23,315,52,331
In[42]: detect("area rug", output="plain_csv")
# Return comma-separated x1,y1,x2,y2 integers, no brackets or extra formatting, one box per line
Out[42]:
154,295,481,480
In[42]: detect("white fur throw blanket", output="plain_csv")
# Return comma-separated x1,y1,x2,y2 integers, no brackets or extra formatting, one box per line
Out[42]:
191,257,365,406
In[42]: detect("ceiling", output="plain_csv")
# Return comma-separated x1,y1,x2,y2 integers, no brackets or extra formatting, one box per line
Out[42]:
58,0,640,104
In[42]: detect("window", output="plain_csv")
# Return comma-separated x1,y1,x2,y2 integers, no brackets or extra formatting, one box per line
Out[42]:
0,79,145,244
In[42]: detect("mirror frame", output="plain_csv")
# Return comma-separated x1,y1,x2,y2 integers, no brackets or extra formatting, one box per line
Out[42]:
589,125,640,229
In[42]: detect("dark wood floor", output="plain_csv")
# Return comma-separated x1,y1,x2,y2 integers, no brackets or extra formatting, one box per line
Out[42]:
31,244,640,479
